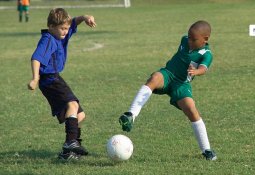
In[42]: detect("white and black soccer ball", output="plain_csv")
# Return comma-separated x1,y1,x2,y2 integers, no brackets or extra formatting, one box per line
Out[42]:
106,134,133,161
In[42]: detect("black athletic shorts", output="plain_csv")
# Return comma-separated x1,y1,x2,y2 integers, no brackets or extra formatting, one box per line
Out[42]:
39,74,83,124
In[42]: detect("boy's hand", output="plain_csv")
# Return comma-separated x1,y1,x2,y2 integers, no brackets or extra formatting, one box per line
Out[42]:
28,79,39,90
84,15,96,28
188,64,207,76
187,64,197,76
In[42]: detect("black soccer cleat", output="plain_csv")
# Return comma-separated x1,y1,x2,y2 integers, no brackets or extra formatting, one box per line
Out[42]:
119,112,134,132
202,149,217,160
63,139,89,156
58,151,80,161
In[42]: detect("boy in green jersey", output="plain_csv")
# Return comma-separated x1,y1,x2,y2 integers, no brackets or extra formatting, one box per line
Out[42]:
119,20,217,160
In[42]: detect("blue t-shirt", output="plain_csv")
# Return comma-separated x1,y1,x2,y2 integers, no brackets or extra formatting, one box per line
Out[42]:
31,18,77,75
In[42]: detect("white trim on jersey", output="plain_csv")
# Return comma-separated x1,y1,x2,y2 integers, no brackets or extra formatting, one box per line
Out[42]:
199,64,208,71
198,49,211,55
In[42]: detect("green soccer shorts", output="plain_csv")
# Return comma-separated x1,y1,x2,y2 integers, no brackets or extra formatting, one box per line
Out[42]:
21,5,29,12
17,5,22,11
153,68,193,109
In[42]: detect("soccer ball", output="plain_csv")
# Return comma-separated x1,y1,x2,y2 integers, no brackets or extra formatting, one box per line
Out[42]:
106,134,133,161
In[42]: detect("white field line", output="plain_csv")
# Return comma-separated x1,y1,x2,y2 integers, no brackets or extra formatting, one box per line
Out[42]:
83,43,104,52
0,4,126,10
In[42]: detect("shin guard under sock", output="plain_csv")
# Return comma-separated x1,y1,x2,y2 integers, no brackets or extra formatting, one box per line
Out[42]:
65,116,78,142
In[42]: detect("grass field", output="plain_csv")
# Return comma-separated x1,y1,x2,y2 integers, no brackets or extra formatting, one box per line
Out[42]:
0,0,255,174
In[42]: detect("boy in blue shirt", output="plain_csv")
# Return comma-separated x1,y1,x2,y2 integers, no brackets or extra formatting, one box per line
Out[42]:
28,8,96,160
119,20,217,160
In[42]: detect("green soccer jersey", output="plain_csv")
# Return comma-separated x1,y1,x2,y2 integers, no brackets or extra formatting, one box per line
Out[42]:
165,35,213,82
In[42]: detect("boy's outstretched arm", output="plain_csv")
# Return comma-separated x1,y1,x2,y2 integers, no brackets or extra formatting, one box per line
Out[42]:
28,60,40,90
75,15,96,28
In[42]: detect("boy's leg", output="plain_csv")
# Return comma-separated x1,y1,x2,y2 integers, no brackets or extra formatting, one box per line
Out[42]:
177,97,216,160
119,84,152,132
65,101,79,142
129,72,164,118
128,85,152,118
64,102,85,142
58,101,79,160
25,11,29,22
62,101,88,156
77,111,85,141
40,75,87,159
77,111,89,155
77,111,86,144
119,72,164,132
24,6,29,22
19,10,22,22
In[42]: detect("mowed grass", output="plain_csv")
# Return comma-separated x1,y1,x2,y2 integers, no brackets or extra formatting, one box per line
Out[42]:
0,0,255,174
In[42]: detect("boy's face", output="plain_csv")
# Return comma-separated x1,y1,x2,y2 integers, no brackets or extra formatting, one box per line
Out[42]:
49,23,70,40
188,29,209,50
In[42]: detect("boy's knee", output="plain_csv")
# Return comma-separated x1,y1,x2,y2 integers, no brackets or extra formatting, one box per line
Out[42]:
177,98,201,122
150,72,162,81
78,112,86,123
183,107,201,122
67,101,79,111
146,72,164,90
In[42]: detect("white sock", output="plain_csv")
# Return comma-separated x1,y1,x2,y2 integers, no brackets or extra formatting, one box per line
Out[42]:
128,85,152,119
191,119,211,153
68,114,77,119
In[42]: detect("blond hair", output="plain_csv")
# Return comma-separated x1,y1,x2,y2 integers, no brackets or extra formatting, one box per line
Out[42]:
47,8,72,27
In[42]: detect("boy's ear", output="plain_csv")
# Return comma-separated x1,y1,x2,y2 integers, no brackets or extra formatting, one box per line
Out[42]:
48,24,55,30
204,36,209,43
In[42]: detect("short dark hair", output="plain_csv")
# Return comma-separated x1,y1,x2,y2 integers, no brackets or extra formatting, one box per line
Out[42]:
189,20,211,36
